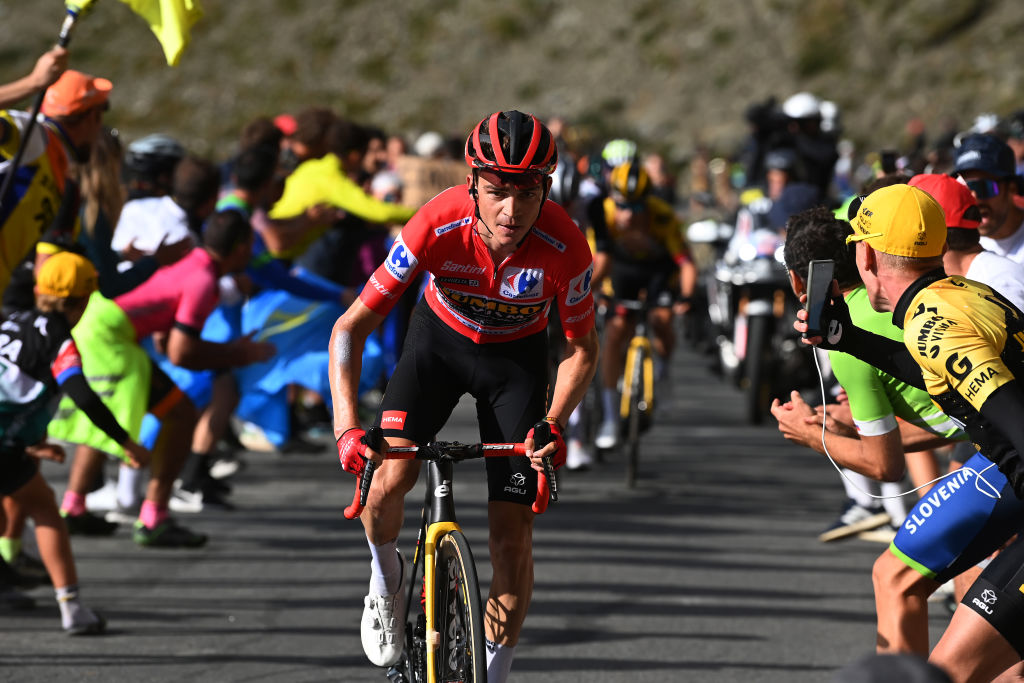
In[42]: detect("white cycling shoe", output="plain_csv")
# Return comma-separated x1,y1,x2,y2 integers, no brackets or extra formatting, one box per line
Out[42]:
595,418,619,449
361,552,408,667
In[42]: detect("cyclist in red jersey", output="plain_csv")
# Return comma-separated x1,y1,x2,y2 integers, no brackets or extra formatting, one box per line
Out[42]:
329,111,599,681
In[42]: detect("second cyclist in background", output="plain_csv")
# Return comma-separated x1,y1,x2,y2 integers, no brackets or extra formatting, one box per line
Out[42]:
594,158,696,449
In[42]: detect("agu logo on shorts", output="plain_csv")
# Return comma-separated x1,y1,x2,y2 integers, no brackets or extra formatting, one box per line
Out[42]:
381,410,407,430
500,267,544,300
565,264,593,306
384,237,418,283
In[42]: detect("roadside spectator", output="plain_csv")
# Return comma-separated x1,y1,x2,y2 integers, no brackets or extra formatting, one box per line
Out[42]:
953,134,1024,263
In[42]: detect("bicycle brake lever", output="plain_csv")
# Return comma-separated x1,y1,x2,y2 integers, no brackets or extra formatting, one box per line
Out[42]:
343,426,384,519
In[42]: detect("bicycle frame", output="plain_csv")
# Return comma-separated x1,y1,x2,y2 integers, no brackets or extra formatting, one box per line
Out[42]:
419,458,463,678
617,300,655,419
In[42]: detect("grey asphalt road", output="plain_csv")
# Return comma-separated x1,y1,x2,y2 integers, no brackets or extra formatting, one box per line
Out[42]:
1,342,952,682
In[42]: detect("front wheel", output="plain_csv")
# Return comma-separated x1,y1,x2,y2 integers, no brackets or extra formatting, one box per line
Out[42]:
623,343,650,488
432,531,486,682
743,314,773,424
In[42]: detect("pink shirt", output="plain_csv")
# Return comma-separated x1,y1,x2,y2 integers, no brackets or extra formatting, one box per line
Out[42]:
114,248,220,339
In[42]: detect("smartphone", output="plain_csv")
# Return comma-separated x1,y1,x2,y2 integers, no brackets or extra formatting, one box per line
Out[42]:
804,259,835,338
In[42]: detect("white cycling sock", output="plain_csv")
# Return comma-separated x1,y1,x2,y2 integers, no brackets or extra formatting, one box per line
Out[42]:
601,388,617,422
117,463,143,509
367,538,401,596
485,639,515,683
840,469,880,508
880,479,912,527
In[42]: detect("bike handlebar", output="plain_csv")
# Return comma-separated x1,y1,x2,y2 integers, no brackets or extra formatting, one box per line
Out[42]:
343,426,556,519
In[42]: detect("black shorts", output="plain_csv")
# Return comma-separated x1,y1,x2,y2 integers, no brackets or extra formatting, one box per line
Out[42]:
609,259,676,307
0,448,39,496
961,533,1024,658
376,301,549,506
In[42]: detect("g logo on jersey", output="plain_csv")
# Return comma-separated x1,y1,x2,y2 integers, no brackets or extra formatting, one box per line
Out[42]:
500,267,544,300
565,264,594,307
384,237,418,283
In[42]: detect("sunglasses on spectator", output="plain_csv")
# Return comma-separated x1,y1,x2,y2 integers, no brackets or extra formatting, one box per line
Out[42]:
965,179,1001,199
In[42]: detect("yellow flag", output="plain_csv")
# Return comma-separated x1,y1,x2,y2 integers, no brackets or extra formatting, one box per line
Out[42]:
119,0,203,67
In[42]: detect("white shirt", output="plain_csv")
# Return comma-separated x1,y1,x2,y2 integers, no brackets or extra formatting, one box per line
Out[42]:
111,195,194,254
979,217,1024,264
965,249,1024,311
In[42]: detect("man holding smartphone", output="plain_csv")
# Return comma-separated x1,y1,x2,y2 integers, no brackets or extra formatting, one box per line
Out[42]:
796,184,1024,680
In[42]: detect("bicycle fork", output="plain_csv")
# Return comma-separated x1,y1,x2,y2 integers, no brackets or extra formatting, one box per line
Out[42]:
421,460,461,677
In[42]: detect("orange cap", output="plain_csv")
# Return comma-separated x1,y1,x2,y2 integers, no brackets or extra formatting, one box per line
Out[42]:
41,70,112,118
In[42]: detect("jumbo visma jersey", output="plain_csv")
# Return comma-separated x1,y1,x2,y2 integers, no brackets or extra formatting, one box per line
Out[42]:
895,272,1024,464
0,111,75,293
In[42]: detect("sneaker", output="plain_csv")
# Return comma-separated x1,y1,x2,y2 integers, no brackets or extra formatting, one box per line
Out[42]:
361,552,408,668
84,478,119,511
62,510,118,537
208,454,244,480
594,418,619,450
65,609,107,636
104,505,139,526
0,584,35,610
565,438,594,471
857,523,898,544
169,481,234,514
10,552,50,587
818,500,890,543
133,519,208,548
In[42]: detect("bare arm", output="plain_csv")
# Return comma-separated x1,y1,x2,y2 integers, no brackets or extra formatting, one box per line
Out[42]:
771,390,907,481
897,419,958,452
164,328,275,370
545,326,599,429
0,47,68,109
328,298,386,438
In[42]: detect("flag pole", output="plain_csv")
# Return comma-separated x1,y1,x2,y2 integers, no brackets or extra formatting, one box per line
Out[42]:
0,1,94,215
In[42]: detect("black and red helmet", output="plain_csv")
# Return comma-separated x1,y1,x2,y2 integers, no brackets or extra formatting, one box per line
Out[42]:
464,110,558,176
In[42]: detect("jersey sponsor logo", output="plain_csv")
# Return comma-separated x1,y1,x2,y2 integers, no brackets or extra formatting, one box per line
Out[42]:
435,216,472,237
912,303,939,319
565,264,593,307
440,260,486,275
384,236,418,283
963,367,999,402
500,267,545,300
826,320,843,345
944,352,974,381
436,284,547,328
503,472,528,496
368,275,396,300
914,315,948,357
435,277,480,287
381,410,407,430
981,589,998,604
532,227,566,252
903,468,972,534
565,307,594,324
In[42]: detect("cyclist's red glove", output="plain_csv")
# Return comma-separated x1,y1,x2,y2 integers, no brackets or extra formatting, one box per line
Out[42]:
528,419,566,470
337,428,369,477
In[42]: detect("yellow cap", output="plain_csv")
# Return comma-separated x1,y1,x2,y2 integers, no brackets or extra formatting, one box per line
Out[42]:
846,184,946,258
35,252,98,298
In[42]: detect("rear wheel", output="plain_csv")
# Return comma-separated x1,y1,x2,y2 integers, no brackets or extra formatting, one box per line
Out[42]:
433,531,486,682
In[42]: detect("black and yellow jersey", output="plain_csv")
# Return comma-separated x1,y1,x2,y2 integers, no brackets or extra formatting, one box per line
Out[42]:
600,195,688,265
894,270,1024,462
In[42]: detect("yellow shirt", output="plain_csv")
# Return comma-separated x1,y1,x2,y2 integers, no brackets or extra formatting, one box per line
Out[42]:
0,111,74,293
269,153,415,259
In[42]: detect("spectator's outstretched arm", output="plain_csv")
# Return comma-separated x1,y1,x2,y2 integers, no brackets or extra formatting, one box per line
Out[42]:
0,47,68,109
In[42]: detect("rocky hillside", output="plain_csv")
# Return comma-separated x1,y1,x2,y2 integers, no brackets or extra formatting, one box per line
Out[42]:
2,0,1021,174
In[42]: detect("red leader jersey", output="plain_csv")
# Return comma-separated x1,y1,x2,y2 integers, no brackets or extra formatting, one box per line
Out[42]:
359,186,596,343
